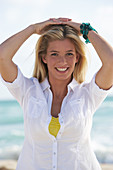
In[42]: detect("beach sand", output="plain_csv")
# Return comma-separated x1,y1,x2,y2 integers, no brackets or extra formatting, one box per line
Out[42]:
0,160,17,170
101,164,113,170
0,160,113,170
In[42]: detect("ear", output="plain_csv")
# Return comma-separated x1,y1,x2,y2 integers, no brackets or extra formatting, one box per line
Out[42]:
42,55,47,64
76,53,80,63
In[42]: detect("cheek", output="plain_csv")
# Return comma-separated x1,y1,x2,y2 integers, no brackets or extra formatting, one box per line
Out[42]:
46,58,56,69
69,58,77,67
48,56,58,64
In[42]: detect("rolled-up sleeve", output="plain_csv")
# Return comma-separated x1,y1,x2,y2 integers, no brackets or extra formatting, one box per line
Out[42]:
84,73,113,114
0,66,33,106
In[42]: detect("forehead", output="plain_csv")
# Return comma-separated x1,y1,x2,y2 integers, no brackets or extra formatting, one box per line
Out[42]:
47,39,75,51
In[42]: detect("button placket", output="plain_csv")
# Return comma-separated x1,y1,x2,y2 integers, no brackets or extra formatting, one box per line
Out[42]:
52,140,57,170
57,114,64,138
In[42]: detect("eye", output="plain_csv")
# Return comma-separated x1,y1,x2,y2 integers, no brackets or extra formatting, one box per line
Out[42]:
51,53,58,56
66,53,74,56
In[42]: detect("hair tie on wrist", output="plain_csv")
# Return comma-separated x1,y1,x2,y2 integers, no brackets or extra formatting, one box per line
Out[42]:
80,23,98,44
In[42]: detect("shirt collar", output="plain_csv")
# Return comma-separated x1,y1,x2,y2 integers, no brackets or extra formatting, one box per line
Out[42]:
40,77,79,92
40,78,50,91
67,78,79,92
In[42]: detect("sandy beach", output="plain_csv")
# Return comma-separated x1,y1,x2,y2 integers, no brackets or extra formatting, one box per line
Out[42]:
0,160,113,170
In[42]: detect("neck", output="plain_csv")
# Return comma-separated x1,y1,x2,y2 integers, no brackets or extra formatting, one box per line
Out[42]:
48,77,71,99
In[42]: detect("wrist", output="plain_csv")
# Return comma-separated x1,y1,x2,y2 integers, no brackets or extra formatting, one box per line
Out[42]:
29,24,37,34
72,22,82,35
76,23,82,35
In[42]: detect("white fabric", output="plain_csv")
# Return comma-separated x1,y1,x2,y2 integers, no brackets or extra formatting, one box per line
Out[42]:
0,66,112,170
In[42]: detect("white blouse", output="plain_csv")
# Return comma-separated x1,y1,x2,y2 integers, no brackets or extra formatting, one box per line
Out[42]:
0,66,112,170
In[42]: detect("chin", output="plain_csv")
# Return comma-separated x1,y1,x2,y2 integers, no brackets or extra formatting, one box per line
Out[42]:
54,75,72,82
48,70,73,82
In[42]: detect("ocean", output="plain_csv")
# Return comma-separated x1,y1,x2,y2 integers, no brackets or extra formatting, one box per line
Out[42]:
0,96,113,163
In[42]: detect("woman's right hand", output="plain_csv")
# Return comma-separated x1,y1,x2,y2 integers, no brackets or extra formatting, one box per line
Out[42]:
32,18,72,35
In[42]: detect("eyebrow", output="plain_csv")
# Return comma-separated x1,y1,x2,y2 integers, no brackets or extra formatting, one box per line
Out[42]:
66,50,74,52
49,50,75,53
49,50,59,53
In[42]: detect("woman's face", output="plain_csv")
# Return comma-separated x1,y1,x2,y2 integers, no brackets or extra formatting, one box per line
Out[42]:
42,38,79,82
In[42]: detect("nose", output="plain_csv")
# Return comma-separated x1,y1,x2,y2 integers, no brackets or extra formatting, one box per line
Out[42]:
58,55,67,64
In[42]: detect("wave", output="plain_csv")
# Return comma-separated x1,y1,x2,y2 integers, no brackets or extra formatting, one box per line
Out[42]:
92,141,113,163
0,145,21,160
99,101,113,109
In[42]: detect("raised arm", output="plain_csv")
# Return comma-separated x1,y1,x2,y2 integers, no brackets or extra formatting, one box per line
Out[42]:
88,30,113,90
0,25,35,82
62,20,113,90
0,18,71,83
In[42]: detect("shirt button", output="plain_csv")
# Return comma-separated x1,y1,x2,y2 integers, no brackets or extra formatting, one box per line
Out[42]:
53,165,56,168
53,152,56,155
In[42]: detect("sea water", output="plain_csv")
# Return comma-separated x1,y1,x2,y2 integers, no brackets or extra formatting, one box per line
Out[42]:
0,96,113,163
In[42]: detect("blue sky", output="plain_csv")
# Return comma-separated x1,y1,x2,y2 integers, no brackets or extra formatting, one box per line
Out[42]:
0,0,113,99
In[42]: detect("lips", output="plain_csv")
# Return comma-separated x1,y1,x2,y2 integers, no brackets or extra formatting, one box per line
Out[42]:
55,67,69,72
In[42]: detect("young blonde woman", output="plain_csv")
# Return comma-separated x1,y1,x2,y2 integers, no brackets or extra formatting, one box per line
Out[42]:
0,18,113,170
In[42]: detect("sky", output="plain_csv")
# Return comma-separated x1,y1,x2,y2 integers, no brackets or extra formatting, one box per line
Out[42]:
0,0,113,100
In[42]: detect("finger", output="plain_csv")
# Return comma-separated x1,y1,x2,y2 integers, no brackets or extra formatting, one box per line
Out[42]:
49,18,56,21
49,18,60,22
49,18,72,22
58,18,72,21
49,18,62,24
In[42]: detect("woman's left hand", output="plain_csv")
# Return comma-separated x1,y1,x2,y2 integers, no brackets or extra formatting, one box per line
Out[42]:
49,18,82,35
61,20,82,35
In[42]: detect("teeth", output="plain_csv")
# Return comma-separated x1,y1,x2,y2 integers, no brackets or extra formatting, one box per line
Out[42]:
56,68,68,71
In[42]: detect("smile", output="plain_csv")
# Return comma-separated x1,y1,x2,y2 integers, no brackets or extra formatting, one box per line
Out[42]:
55,67,69,72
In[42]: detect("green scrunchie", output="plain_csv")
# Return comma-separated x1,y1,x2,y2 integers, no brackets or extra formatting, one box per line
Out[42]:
80,23,98,44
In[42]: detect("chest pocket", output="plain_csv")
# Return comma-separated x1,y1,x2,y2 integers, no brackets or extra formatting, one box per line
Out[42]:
69,99,85,123
64,99,86,141
27,96,46,118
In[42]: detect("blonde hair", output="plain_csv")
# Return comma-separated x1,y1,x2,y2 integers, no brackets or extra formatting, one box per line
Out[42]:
33,25,88,84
